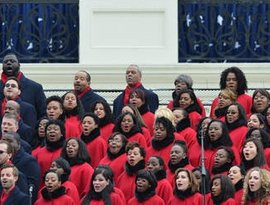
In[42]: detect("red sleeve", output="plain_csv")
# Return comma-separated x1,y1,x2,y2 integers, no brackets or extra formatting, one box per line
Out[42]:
210,97,219,118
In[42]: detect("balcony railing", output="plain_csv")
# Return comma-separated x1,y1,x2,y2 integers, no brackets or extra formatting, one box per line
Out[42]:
0,0,79,63
178,0,270,62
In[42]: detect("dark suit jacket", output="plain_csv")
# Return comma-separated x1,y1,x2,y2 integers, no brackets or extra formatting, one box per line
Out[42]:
1,186,30,205
79,88,106,113
12,147,40,203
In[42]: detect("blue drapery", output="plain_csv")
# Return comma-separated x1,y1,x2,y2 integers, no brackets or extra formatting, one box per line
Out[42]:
0,1,79,63
179,1,270,62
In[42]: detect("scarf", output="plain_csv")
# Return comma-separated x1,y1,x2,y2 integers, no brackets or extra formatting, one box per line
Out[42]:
107,146,126,160
235,179,244,192
41,186,66,200
64,107,79,118
76,86,91,98
121,125,142,139
212,162,232,175
214,106,229,119
81,128,100,143
168,157,189,173
151,134,174,150
46,137,65,151
1,72,23,84
226,118,247,131
186,103,202,115
138,103,149,115
175,118,191,132
99,116,113,128
174,187,195,200
68,158,85,166
241,158,256,172
154,169,167,181
125,160,145,176
135,186,156,202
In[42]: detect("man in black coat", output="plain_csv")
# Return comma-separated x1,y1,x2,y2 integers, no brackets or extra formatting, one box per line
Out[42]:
0,164,29,205
73,70,106,112
0,53,46,119
113,64,159,118
2,132,40,204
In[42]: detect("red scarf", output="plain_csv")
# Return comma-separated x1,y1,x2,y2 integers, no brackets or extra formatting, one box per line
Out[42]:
123,82,142,105
1,72,23,84
76,86,91,98
1,99,6,116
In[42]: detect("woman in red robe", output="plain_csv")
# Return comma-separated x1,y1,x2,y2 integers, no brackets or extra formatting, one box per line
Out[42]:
116,142,146,203
211,146,235,177
228,165,245,205
61,138,94,199
168,168,203,205
172,89,203,130
128,88,155,136
62,91,84,139
50,157,80,205
242,167,270,205
80,113,107,168
225,103,248,152
146,156,173,205
128,170,165,205
146,117,176,165
245,128,270,167
90,100,115,142
35,170,75,205
113,112,147,148
166,141,194,186
208,175,236,205
99,132,128,181
33,119,66,190
81,167,125,205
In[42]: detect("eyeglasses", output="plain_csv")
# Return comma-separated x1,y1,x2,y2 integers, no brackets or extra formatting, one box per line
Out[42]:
0,150,6,154
5,83,17,88
226,111,238,115
108,138,122,143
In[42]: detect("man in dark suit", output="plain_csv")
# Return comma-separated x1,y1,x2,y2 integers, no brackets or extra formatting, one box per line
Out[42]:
0,53,46,119
2,132,40,204
0,164,29,205
3,77,37,129
113,64,159,118
73,70,106,112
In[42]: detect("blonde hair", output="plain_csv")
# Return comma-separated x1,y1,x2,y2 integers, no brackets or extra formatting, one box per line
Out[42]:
242,167,270,205
154,107,176,126
219,88,237,102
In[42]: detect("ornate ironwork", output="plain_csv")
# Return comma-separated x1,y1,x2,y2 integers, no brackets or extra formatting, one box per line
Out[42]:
178,1,270,62
0,1,78,63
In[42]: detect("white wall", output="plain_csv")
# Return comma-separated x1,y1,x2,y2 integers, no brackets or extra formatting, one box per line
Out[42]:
79,0,177,64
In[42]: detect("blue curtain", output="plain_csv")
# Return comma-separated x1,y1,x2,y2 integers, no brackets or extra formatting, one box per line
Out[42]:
0,2,79,63
179,1,270,62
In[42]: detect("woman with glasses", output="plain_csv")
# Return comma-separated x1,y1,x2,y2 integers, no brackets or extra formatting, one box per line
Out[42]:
99,132,128,181
225,103,248,152
251,89,270,116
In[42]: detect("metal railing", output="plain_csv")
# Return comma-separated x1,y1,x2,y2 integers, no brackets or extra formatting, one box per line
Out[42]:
44,88,266,107
0,1,79,63
178,0,270,62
